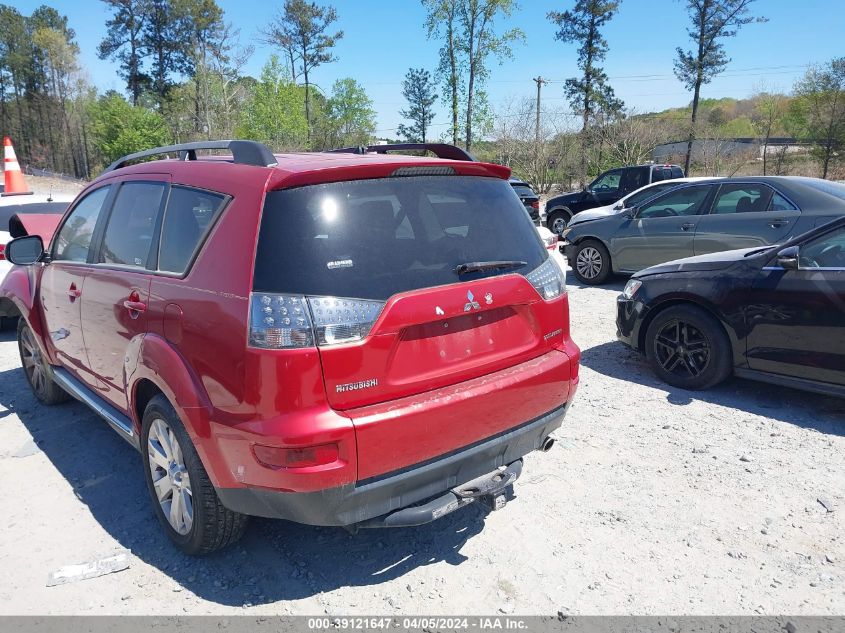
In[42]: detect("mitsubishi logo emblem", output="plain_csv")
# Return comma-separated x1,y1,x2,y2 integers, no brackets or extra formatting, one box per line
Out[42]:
464,290,481,312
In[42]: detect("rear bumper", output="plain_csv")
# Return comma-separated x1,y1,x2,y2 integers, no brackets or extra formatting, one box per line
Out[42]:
215,402,569,526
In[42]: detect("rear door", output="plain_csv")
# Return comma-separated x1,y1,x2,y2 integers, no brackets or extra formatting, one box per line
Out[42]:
252,176,571,474
81,179,167,411
40,185,113,387
694,183,800,256
746,223,845,386
612,184,714,272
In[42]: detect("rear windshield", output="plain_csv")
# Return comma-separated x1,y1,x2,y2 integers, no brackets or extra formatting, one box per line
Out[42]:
0,202,69,232
253,176,546,301
512,185,537,198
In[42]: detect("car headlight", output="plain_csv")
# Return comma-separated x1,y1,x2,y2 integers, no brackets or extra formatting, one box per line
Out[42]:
622,279,642,300
562,227,572,239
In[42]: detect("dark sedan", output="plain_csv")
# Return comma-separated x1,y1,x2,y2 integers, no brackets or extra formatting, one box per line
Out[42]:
510,178,542,225
616,215,845,396
562,176,845,285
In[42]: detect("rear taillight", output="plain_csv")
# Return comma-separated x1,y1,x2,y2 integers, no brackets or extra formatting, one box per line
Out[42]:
542,233,558,250
530,200,540,209
525,256,566,300
249,292,384,349
0,244,5,261
253,442,339,469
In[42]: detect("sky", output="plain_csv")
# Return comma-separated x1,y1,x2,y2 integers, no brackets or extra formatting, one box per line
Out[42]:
11,0,845,138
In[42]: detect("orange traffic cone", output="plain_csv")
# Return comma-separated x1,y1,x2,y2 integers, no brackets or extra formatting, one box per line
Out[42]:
3,136,29,194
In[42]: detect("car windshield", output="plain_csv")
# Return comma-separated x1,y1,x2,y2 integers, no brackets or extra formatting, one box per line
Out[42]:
253,176,547,301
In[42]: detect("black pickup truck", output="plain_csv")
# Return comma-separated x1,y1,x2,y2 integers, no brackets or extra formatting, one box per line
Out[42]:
546,163,684,236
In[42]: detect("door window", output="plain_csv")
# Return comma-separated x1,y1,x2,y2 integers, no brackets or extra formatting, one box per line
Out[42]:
800,226,845,269
712,184,774,214
100,182,165,268
637,185,711,218
624,167,649,192
53,186,111,262
158,186,226,274
590,170,622,193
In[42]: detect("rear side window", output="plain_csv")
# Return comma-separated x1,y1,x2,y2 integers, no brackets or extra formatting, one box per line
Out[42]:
100,182,165,267
625,167,649,191
158,186,227,274
53,186,111,262
769,191,798,211
638,185,711,218
712,184,774,214
671,167,684,178
253,176,546,301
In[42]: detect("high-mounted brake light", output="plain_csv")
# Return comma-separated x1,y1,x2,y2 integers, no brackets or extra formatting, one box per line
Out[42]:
249,292,384,349
525,256,566,300
391,166,455,177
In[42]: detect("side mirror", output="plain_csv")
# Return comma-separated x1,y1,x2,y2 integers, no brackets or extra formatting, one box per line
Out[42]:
622,206,638,219
776,245,799,270
6,235,45,265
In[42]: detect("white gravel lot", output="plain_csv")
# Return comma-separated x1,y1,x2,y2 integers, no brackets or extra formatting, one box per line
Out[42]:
0,258,842,616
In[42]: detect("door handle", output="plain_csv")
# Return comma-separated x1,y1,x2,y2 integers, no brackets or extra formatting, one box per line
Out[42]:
123,300,147,313
769,219,789,228
67,283,81,301
681,222,696,231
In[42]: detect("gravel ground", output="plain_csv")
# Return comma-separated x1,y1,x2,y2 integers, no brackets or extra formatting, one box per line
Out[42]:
0,257,842,616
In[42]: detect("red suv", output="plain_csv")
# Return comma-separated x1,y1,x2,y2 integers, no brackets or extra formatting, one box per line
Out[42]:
1,140,580,554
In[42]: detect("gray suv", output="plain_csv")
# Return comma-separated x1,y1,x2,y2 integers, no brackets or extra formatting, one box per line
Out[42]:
561,177,845,285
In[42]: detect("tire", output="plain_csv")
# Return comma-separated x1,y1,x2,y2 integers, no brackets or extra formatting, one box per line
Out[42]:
17,320,70,405
547,208,572,237
644,304,732,390
141,394,248,555
571,239,612,285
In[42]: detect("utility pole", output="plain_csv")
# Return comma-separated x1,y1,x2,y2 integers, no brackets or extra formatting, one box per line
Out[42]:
533,76,547,150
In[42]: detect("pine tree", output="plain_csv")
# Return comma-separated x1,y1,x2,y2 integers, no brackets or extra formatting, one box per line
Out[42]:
397,68,438,143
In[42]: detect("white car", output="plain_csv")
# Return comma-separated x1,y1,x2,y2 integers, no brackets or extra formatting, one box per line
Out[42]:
1,193,73,328
569,177,721,225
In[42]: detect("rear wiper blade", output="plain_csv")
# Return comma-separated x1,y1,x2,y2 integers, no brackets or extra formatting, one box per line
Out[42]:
454,260,528,275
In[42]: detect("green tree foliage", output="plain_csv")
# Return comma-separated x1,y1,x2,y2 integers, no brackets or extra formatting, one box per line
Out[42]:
321,78,376,149
423,0,461,145
548,0,622,186
424,0,521,151
397,68,438,143
235,55,309,151
89,91,171,167
264,0,343,138
789,58,845,179
98,0,151,105
674,0,765,174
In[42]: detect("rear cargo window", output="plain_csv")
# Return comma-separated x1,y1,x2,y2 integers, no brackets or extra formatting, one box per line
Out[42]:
253,176,546,301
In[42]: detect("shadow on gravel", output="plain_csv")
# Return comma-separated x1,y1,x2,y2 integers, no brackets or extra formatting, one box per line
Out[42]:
0,365,488,607
565,275,627,293
580,339,845,437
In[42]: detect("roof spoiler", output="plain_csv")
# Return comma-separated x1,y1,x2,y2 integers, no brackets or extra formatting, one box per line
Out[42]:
104,140,278,173
329,143,476,162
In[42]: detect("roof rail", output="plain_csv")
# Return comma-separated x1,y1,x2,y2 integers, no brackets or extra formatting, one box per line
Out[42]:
328,143,476,162
104,140,278,173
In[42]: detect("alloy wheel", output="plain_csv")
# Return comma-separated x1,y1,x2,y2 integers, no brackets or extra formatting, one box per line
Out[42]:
19,326,46,394
551,216,568,235
147,418,194,535
575,246,603,280
653,319,711,378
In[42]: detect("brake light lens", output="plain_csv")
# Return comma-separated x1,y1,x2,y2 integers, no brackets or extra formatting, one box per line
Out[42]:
308,296,384,345
0,244,5,261
249,292,384,349
253,442,339,469
525,256,566,300
530,200,540,209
